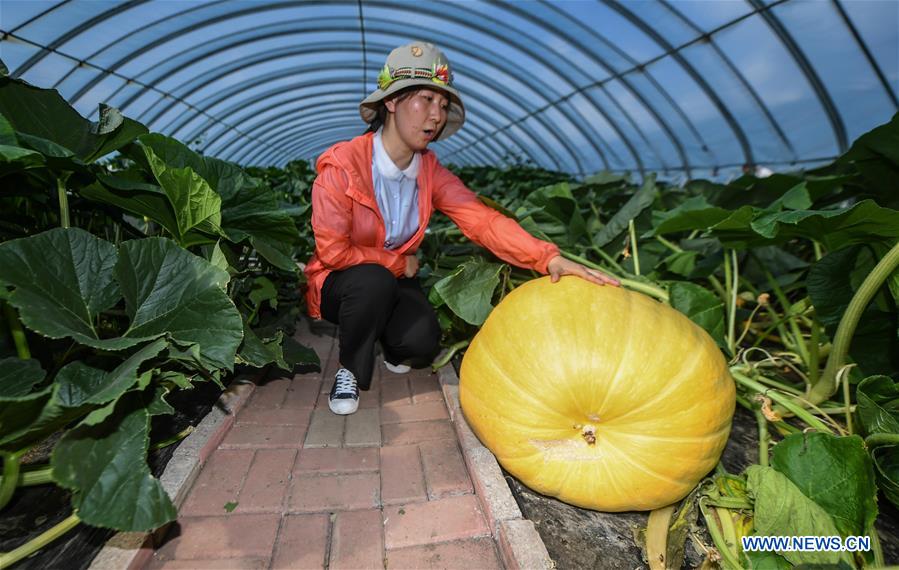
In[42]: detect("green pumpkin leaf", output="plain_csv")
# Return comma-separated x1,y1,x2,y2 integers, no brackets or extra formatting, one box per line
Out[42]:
668,281,726,349
238,323,286,369
0,358,51,452
517,182,587,248
209,241,231,274
280,336,320,369
651,197,754,237
871,446,899,510
134,134,300,270
147,385,174,417
0,76,147,163
249,276,278,310
749,200,899,250
746,465,851,567
0,357,45,399
143,145,223,244
831,113,899,205
117,237,242,369
0,228,242,369
0,228,121,344
0,137,45,174
593,174,657,248
856,375,899,436
433,259,503,325
81,175,181,239
53,362,110,409
52,392,177,531
60,339,168,407
770,432,877,538
808,245,899,376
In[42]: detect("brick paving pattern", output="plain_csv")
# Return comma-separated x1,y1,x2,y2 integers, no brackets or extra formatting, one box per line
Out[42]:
149,321,503,569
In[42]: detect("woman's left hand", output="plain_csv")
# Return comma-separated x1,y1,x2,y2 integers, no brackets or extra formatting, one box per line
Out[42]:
547,255,620,287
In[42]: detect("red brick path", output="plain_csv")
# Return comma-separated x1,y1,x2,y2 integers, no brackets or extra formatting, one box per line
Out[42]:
148,323,503,569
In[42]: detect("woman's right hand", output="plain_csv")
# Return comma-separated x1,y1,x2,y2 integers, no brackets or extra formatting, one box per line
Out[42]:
404,255,419,278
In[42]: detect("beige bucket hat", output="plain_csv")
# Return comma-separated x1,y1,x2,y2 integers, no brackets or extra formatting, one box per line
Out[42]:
359,41,465,140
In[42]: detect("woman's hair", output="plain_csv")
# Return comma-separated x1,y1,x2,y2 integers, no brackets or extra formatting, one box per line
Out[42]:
364,87,419,133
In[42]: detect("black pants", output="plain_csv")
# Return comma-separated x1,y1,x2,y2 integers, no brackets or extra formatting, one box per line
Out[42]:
320,264,441,390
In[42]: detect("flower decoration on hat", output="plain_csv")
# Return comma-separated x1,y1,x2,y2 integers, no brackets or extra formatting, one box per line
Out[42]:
377,64,393,91
431,63,451,86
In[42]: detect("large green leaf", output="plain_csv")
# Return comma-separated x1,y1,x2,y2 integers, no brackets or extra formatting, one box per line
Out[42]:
831,112,899,205
81,174,179,237
856,376,899,510
651,197,754,238
592,174,656,248
280,336,320,370
134,134,300,269
0,113,44,174
0,228,243,368
238,322,319,372
0,357,45,398
667,281,726,348
0,227,120,344
746,465,851,567
0,143,45,175
770,432,877,538
143,144,223,243
807,245,899,376
248,276,278,311
857,375,899,435
0,358,52,452
60,339,168,406
871,446,899,510
0,76,147,163
52,391,177,531
517,182,587,248
117,238,242,369
238,323,288,369
749,200,899,250
651,195,899,251
432,259,503,325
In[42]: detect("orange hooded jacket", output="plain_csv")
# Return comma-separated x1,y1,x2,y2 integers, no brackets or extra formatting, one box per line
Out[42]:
303,131,560,319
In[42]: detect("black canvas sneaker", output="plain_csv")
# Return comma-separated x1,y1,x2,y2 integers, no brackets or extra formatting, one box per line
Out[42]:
328,368,359,415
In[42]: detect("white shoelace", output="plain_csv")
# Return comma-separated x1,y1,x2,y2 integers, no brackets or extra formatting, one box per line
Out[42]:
333,369,357,396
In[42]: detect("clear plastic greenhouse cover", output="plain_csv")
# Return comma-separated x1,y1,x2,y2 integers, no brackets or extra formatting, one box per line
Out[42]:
2,0,896,181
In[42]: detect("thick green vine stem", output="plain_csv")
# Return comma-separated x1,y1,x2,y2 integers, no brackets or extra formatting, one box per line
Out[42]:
0,512,81,567
0,465,53,488
431,340,470,372
57,174,71,229
730,368,834,433
628,219,641,276
559,250,669,302
864,433,899,449
0,451,23,511
808,240,899,406
2,301,31,360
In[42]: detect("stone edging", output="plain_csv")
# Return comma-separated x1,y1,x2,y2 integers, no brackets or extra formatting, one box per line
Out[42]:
437,366,555,570
88,377,258,570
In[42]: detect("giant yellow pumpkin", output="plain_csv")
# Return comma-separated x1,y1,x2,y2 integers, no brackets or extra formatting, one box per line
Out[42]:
459,276,735,511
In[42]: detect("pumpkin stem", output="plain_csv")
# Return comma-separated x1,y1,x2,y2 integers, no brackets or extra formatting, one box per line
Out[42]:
582,425,597,445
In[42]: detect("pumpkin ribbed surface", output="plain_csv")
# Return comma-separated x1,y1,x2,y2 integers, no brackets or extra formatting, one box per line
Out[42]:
459,276,735,511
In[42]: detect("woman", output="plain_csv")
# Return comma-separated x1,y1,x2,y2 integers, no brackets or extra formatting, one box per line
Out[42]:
304,41,619,415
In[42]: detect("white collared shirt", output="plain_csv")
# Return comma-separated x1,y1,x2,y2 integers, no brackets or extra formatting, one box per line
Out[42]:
372,128,420,250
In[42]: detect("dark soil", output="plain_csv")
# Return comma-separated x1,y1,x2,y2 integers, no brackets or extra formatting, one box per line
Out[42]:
0,376,231,569
503,406,899,569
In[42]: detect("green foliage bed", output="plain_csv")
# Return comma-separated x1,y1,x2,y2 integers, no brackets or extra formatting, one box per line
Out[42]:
1,63,898,568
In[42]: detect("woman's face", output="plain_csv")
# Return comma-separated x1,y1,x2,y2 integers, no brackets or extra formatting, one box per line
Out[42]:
384,88,449,152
